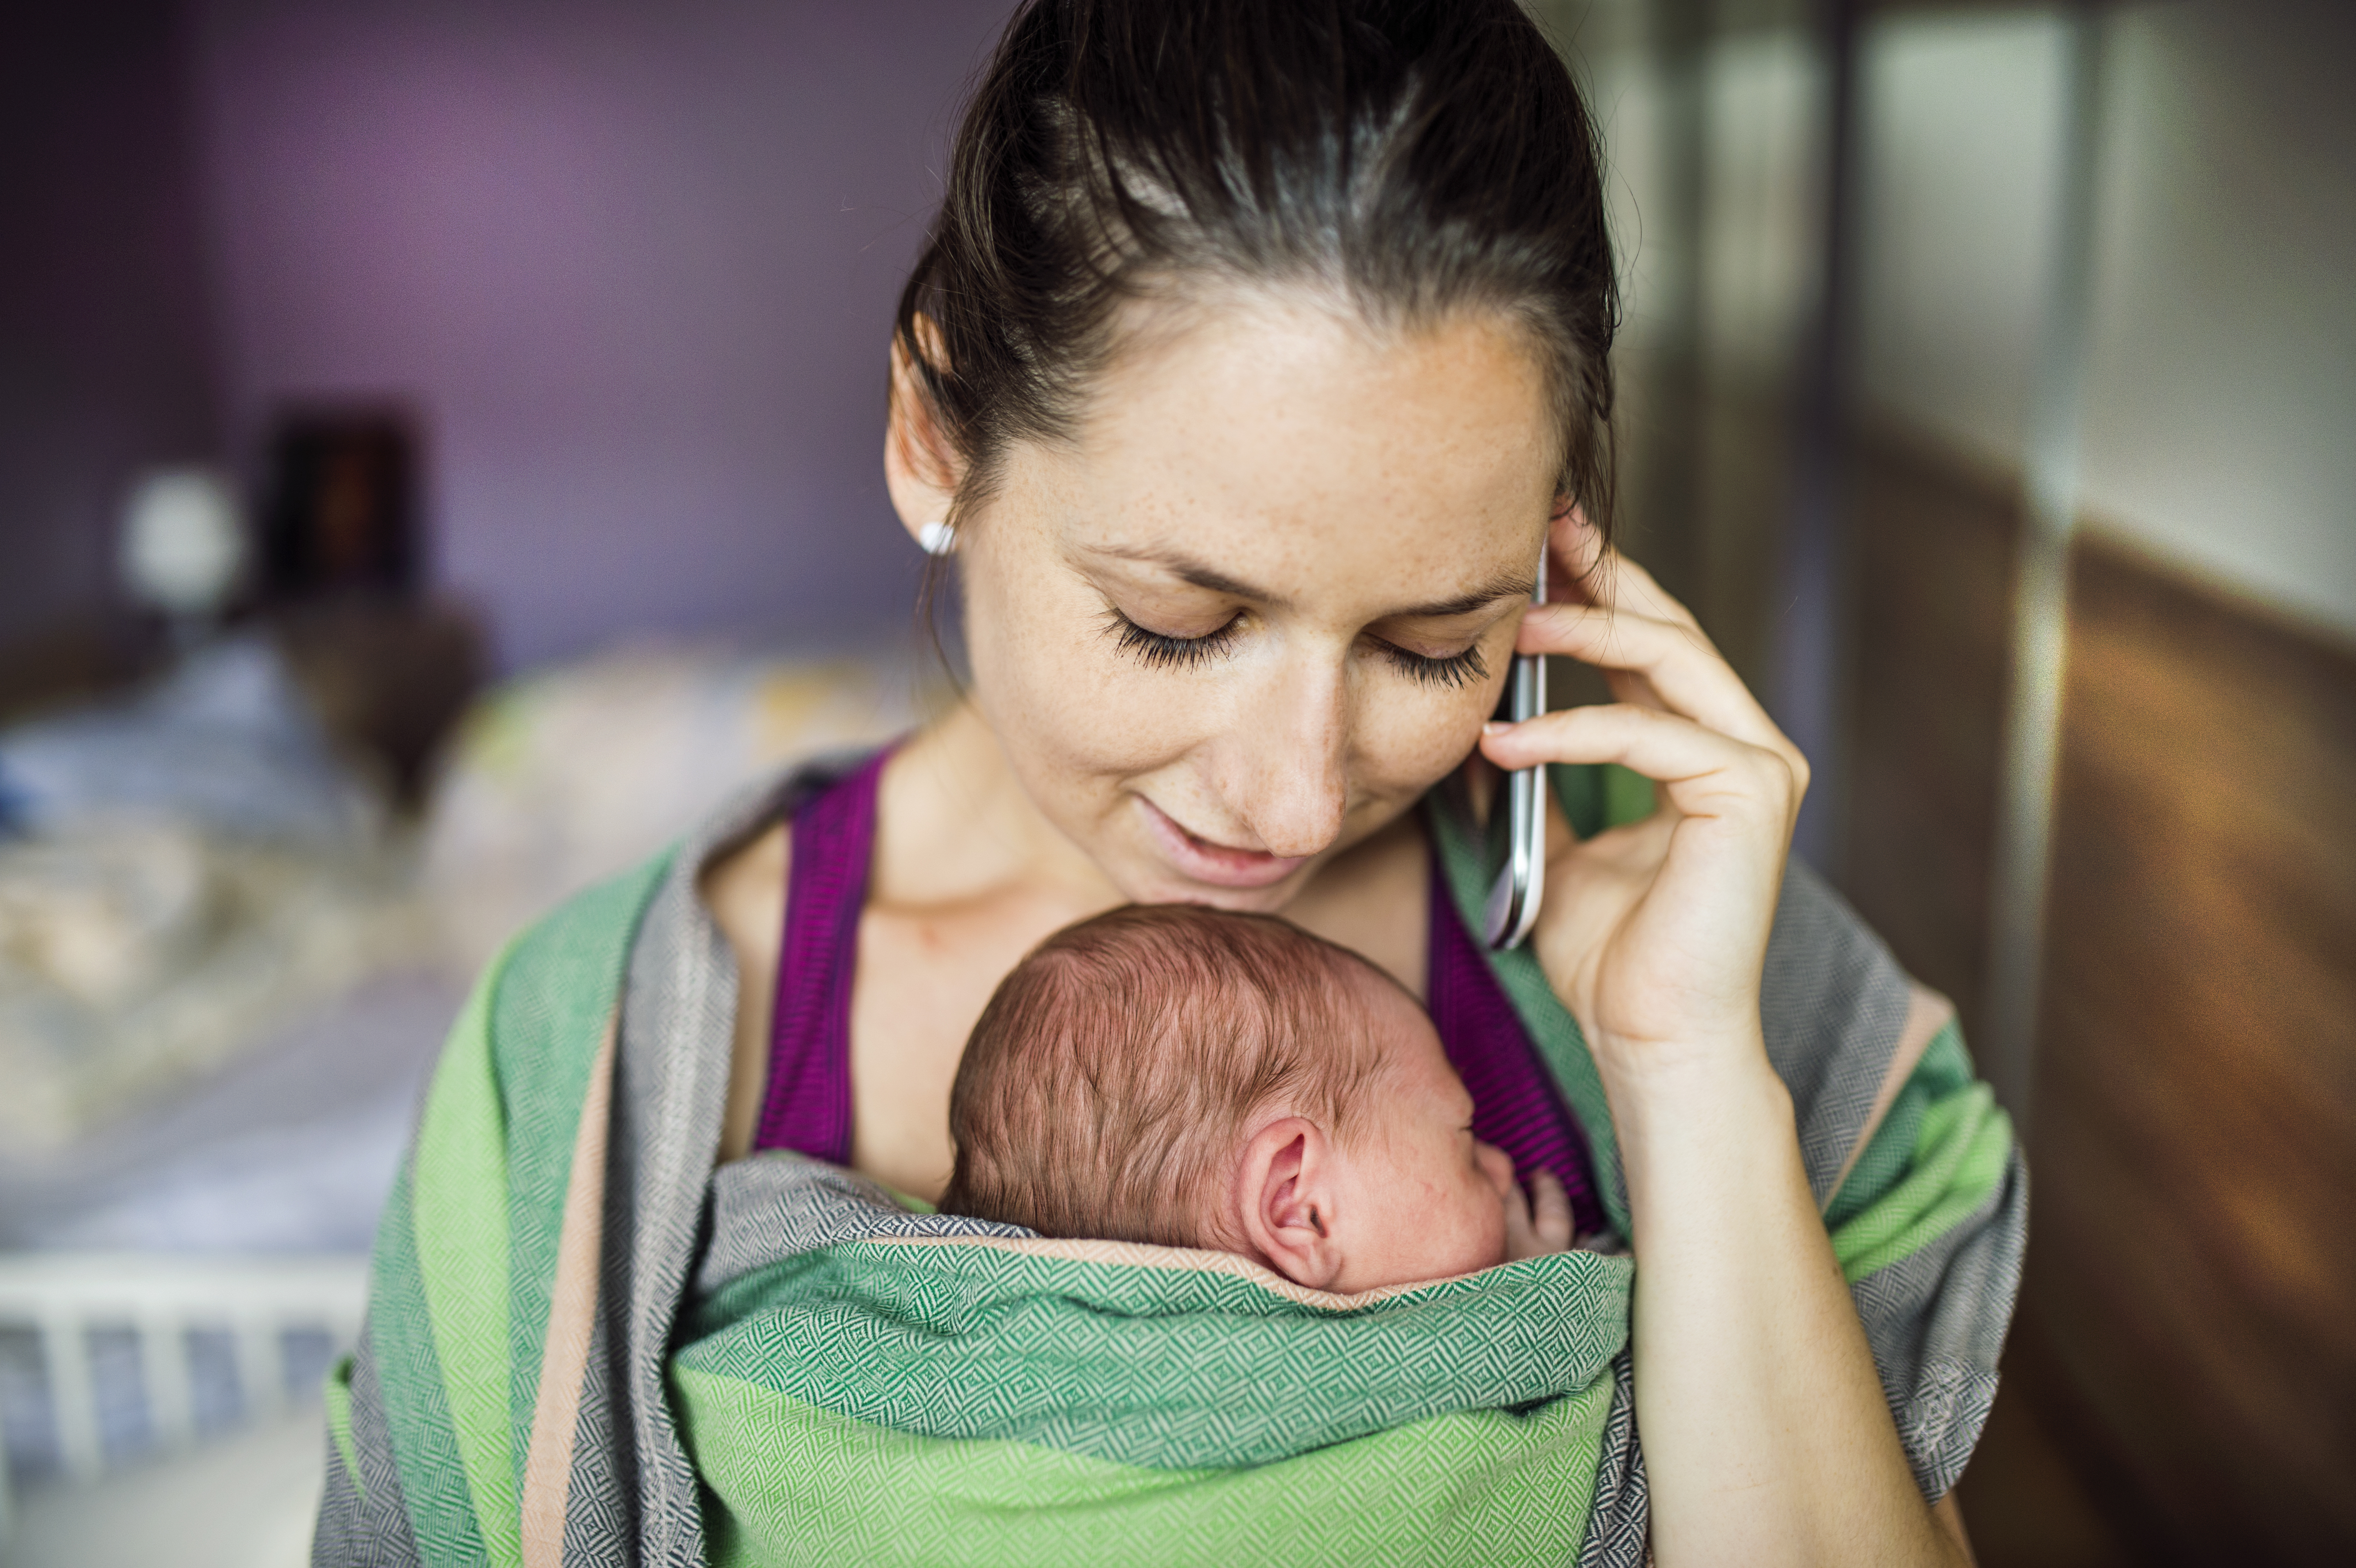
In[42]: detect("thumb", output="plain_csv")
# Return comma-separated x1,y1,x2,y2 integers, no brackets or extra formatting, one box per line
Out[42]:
1500,1179,1541,1262
1527,1168,1573,1252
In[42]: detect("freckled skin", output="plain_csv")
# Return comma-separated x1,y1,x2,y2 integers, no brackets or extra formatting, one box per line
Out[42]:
693,282,1974,1561
954,296,1560,911
708,297,1563,1199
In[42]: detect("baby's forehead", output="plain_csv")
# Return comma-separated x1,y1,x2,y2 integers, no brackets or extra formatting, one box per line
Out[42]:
1328,947,1431,1019
1313,953,1449,1071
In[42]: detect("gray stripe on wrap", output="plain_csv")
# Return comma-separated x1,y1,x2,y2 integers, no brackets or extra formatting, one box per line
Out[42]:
312,1324,422,1568
698,1154,1032,1296
604,769,837,1567
559,1305,627,1565
1852,1147,2029,1499
1574,1348,1649,1568
1759,862,1918,1205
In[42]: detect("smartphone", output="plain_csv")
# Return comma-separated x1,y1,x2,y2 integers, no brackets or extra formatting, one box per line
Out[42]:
1483,542,1548,951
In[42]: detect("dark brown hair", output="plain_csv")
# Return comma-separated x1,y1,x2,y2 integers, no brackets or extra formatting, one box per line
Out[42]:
894,0,1618,530
942,904,1397,1244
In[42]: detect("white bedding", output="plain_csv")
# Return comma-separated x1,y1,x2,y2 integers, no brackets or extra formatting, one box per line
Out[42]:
2,1405,326,1568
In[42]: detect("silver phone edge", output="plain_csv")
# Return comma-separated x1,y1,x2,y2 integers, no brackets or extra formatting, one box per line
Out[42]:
1484,649,1548,950
1483,537,1548,951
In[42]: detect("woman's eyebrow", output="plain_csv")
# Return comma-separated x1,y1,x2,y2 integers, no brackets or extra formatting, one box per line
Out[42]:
1092,544,1278,603
1396,573,1538,619
1091,545,1534,618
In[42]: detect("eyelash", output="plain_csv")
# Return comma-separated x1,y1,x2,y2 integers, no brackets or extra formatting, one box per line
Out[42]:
1102,610,1490,690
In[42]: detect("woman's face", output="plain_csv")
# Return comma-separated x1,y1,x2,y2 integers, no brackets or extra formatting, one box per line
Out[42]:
938,297,1559,911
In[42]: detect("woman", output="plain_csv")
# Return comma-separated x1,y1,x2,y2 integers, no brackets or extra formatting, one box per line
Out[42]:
318,3,2020,1564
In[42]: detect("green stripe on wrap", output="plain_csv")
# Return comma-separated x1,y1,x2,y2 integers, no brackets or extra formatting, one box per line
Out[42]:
678,1239,1632,1472
1824,1021,1973,1230
370,1155,492,1563
1830,1069,2012,1281
494,853,675,1499
412,949,521,1564
323,1353,362,1505
676,1367,1614,1568
368,854,675,1563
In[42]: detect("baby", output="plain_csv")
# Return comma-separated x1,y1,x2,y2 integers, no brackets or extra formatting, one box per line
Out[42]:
941,904,1574,1293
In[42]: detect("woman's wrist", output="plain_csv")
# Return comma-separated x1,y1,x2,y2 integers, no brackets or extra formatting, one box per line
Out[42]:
1589,1021,1780,1117
1607,1038,1951,1568
1594,1034,1797,1219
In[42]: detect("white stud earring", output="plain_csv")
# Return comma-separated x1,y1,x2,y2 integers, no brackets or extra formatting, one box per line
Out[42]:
917,520,955,556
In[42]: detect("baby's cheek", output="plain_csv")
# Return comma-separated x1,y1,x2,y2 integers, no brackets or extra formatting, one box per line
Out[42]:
1433,1179,1507,1276
1477,1183,1510,1264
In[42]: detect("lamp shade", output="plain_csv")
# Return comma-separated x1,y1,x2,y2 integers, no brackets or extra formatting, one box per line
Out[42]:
120,469,246,620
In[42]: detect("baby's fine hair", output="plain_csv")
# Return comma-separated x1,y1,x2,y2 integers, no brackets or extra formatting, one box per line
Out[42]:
942,904,1396,1245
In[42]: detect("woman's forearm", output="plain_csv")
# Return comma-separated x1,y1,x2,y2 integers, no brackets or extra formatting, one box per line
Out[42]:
1607,1041,1965,1568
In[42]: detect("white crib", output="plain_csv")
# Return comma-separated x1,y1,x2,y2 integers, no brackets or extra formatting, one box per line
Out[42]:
0,1252,368,1542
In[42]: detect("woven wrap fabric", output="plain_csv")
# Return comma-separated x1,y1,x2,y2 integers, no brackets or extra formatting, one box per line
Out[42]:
313,756,2025,1567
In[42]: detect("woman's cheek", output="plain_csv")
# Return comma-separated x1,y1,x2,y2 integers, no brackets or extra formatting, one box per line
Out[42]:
1023,646,1219,779
1349,669,1501,801
971,574,1221,817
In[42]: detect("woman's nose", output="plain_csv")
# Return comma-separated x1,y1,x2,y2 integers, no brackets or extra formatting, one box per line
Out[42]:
1220,661,1350,858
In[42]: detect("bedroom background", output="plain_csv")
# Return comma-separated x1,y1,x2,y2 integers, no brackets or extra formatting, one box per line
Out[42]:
0,0,2349,1563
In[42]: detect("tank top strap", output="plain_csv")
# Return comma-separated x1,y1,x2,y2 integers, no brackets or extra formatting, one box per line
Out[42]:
1425,840,1608,1237
753,748,894,1161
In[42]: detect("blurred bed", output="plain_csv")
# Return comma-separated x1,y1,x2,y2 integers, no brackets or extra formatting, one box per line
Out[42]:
0,625,921,1560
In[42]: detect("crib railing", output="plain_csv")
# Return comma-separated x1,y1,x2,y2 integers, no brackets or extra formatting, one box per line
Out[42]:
0,1252,368,1534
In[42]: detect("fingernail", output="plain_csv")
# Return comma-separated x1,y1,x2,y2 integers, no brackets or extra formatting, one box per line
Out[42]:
1483,719,1514,735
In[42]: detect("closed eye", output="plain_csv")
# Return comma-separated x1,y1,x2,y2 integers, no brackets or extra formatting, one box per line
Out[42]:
1102,608,1243,669
1378,641,1488,690
1104,608,1491,689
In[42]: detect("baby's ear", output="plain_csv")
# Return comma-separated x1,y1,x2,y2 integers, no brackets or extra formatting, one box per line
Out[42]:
1235,1117,1347,1291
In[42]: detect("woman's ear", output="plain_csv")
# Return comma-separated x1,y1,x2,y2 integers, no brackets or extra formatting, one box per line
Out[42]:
885,316,962,548
1234,1117,1348,1291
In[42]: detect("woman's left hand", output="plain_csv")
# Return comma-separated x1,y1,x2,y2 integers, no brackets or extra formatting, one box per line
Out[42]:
1484,514,1968,1568
1478,507,1811,1082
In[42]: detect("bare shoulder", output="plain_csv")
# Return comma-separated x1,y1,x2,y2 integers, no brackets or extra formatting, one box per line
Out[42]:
699,820,789,1164
701,818,789,956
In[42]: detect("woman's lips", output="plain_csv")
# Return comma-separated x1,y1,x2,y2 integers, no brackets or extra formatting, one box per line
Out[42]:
1136,796,1309,890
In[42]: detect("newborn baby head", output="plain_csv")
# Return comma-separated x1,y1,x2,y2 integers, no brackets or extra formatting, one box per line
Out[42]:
942,904,1568,1293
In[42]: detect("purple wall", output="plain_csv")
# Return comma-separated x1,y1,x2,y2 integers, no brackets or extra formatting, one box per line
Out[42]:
0,1,222,643
191,0,1017,670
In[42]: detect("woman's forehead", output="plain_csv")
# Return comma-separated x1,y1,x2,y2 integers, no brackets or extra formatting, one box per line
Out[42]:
1019,301,1556,607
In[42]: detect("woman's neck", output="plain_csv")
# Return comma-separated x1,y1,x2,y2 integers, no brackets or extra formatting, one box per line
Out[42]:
870,698,1123,915
873,696,1430,996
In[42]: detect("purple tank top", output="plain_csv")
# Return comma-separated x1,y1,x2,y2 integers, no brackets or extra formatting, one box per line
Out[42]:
755,753,1605,1236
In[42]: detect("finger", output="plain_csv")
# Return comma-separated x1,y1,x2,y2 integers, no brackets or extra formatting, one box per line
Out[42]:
1520,602,1721,667
1527,1169,1573,1252
1547,504,1606,600
1482,703,1801,833
1499,1182,1541,1262
1594,549,1702,630
1604,667,1670,716
1548,530,1605,610
1517,604,1799,767
1553,536,1703,634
